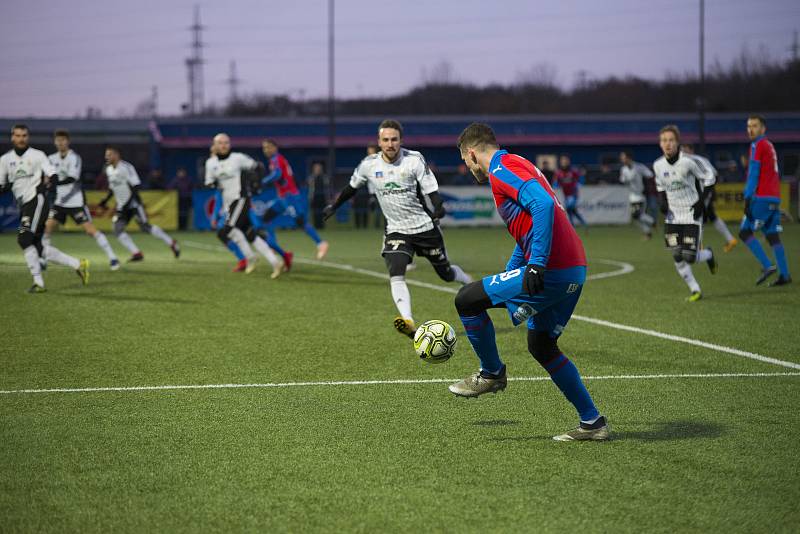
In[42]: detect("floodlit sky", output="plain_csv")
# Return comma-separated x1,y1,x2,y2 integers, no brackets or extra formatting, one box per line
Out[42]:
1,0,798,117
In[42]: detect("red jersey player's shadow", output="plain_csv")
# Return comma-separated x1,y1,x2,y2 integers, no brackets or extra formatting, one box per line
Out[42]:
488,420,725,442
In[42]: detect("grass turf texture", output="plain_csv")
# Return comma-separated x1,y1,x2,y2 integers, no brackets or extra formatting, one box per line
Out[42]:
1,224,798,533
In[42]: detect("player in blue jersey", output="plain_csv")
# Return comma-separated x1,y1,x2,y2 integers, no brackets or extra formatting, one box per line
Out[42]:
451,123,609,442
739,115,791,286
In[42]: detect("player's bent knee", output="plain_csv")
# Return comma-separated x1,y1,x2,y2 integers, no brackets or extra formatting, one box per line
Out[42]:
739,228,753,241
766,232,781,246
681,249,697,264
139,222,152,233
17,231,35,249
454,282,491,317
527,330,561,365
245,227,258,242
216,227,230,242
113,220,126,236
671,249,684,263
433,262,455,282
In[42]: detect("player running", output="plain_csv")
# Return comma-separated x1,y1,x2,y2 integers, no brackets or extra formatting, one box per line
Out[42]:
99,147,180,262
739,115,791,286
323,119,472,338
451,122,608,442
681,144,738,252
261,139,329,260
619,151,656,239
204,133,285,278
653,125,717,302
552,154,587,229
44,129,120,270
0,124,89,292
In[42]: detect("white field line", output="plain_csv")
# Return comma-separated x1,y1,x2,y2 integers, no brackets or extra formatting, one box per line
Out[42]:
1,372,798,395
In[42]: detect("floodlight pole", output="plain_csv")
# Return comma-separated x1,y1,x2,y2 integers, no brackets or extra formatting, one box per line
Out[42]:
698,0,706,154
327,0,336,184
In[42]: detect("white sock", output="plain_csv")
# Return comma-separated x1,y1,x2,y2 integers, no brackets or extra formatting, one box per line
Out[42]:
117,232,140,254
253,236,281,268
149,225,173,246
44,245,80,269
228,228,254,258
713,218,735,242
94,232,117,261
450,264,472,284
23,246,44,287
390,276,413,321
697,249,713,263
674,261,701,293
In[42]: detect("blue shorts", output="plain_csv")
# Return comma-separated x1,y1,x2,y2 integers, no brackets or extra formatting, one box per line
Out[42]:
740,198,782,234
482,265,586,337
268,193,307,218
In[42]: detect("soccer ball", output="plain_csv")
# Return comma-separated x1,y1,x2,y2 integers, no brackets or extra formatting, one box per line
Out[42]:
413,320,457,364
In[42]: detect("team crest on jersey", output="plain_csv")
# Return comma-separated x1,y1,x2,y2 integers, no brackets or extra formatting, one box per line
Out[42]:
375,171,383,178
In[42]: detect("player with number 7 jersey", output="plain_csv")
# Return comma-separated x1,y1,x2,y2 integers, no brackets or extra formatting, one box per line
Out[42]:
449,122,608,442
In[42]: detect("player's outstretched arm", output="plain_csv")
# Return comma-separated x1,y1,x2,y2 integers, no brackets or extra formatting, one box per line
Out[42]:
323,184,358,220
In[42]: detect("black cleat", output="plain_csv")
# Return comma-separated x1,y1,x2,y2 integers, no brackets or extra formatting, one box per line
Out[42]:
27,284,46,294
769,276,792,287
755,266,777,286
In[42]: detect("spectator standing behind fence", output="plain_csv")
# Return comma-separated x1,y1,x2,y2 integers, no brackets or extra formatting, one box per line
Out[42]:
307,161,330,230
552,154,587,230
170,167,193,230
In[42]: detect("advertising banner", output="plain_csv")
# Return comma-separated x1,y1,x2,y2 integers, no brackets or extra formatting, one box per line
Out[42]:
192,189,303,231
0,192,20,232
57,191,178,232
714,182,791,223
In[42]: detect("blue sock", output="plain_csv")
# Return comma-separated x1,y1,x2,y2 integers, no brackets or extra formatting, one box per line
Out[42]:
265,228,286,257
542,353,599,422
745,236,772,270
303,223,322,245
226,241,245,261
771,242,790,278
459,312,503,374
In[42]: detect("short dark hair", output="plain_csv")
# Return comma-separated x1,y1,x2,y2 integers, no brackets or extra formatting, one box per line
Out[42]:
54,128,70,139
378,119,403,138
748,114,766,127
680,143,694,152
263,138,278,147
457,122,498,153
621,150,633,159
105,145,121,155
11,123,29,134
659,124,681,142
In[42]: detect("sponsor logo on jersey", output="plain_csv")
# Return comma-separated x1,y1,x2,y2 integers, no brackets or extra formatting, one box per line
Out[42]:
375,171,383,178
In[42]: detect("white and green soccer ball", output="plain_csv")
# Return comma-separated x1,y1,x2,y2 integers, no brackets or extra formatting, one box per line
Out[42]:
413,320,457,364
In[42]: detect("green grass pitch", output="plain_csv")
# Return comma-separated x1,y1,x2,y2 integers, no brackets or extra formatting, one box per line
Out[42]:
1,223,798,533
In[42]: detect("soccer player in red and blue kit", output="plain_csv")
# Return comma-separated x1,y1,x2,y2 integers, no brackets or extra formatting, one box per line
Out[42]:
553,154,587,229
261,139,330,260
451,123,609,441
739,115,791,286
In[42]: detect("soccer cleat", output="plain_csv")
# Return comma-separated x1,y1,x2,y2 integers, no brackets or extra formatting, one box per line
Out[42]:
245,256,258,274
755,265,777,286
393,317,417,339
448,367,508,398
27,284,46,294
316,240,329,260
723,238,738,253
232,259,247,273
170,240,181,258
706,247,717,274
769,275,792,287
282,251,293,272
552,416,611,442
270,259,286,279
110,259,121,271
686,291,702,302
75,258,90,286
128,252,144,263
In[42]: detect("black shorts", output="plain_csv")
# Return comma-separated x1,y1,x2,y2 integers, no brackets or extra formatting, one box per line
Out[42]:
664,223,700,251
382,227,449,265
49,205,92,225
19,194,49,236
114,198,148,226
226,198,252,232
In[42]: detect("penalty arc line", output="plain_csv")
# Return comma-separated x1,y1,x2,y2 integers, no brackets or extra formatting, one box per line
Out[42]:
185,241,800,371
1,372,799,395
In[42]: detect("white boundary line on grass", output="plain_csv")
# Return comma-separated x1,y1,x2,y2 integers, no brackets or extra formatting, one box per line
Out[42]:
1,372,798,395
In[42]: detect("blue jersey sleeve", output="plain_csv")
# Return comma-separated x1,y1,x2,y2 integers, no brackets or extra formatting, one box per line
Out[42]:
505,244,526,272
517,180,554,266
261,167,282,186
744,144,760,199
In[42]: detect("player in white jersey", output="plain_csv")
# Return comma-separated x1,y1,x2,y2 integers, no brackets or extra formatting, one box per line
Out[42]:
0,124,89,292
44,129,120,270
619,151,656,239
98,147,180,262
680,144,738,252
204,133,285,278
653,125,718,302
323,119,472,338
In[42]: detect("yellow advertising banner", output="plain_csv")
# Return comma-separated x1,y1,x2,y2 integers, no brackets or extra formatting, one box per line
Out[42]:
62,191,178,232
713,182,790,223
